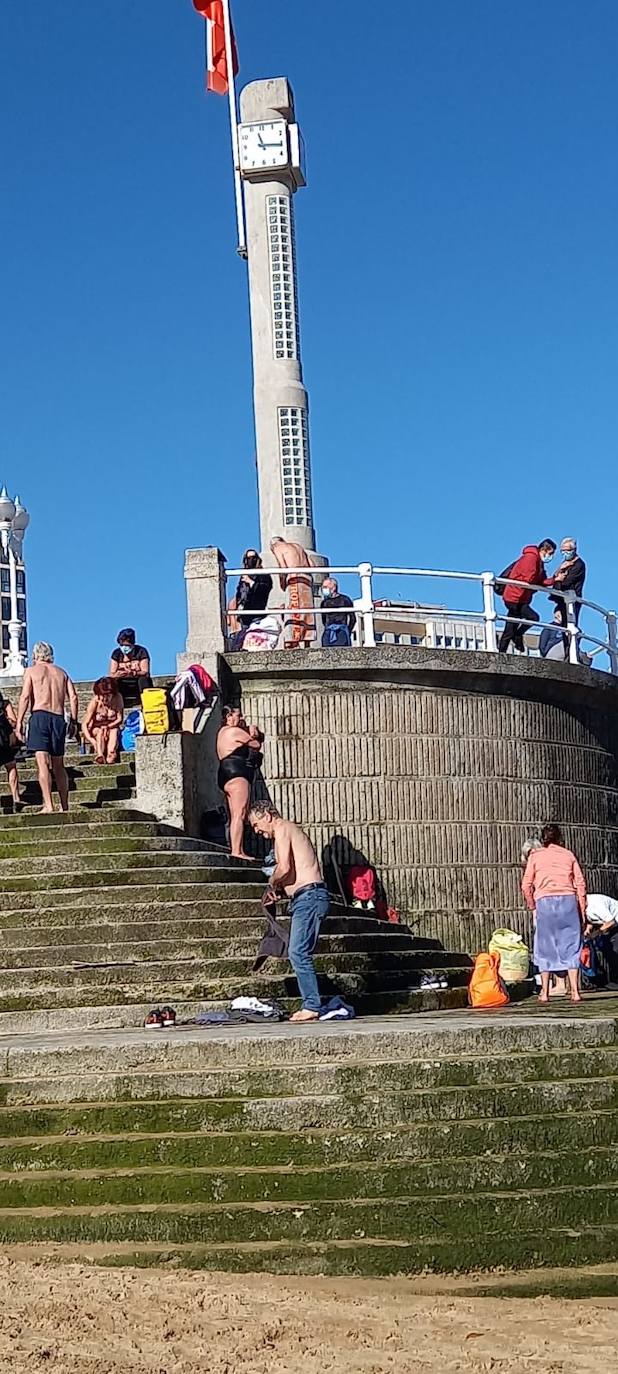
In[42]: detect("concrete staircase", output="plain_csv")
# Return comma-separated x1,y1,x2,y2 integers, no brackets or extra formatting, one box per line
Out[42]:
0,1014,615,1277
0,754,472,1031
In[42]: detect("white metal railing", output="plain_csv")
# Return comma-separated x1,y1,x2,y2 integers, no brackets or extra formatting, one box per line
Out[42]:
223,564,618,675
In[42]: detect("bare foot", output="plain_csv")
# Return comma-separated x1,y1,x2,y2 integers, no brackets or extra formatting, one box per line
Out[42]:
538,995,549,1004
231,851,255,861
290,1009,320,1023
569,993,583,1004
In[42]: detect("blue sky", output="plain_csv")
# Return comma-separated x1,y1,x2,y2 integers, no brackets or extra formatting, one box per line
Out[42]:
2,0,617,678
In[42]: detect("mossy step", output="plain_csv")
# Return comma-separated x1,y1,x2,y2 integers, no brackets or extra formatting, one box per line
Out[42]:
0,1071,615,1120
0,955,471,999
0,874,265,905
0,1146,615,1210
8,1014,615,1076
8,763,134,782
0,912,402,944
0,1184,614,1246
0,778,134,800
0,808,151,830
0,826,167,855
0,932,440,969
0,793,135,815
3,1044,617,1102
0,882,273,914
1,1108,615,1174
0,863,262,893
62,1227,618,1277
0,847,257,875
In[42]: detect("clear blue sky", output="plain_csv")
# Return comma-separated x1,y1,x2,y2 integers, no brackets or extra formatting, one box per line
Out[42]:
2,1,617,678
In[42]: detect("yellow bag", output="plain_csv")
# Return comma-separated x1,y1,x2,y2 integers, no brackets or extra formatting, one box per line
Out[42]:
141,688,170,736
489,928,530,984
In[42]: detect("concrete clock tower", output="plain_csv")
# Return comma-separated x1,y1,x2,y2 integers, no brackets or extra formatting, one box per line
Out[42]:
239,78,315,554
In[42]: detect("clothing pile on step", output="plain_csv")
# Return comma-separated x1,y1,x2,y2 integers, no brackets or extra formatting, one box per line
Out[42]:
196,997,288,1025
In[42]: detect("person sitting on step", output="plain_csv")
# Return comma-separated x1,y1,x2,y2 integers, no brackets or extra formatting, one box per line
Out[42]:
82,677,124,764
109,628,152,707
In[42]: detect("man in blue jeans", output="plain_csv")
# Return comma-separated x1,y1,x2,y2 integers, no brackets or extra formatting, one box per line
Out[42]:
250,799,330,1021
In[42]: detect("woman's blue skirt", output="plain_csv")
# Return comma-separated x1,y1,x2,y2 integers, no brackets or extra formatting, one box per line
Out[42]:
534,894,582,972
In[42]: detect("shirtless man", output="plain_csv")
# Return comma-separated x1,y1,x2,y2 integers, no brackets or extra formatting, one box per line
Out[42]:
270,537,315,649
250,800,330,1021
16,642,79,813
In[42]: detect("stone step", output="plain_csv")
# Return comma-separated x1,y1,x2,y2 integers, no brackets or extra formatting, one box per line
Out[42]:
9,762,134,782
26,1229,618,1278
0,847,258,875
0,910,412,942
0,808,152,831
0,881,268,913
0,982,469,1026
0,1067,615,1126
0,952,474,995
2,1045,618,1105
0,1105,614,1175
0,823,164,853
0,1183,613,1248
0,932,439,969
0,1146,614,1211
0,869,264,899
0,791,135,815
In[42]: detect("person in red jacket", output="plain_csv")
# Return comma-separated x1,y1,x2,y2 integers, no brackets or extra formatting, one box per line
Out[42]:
498,538,557,654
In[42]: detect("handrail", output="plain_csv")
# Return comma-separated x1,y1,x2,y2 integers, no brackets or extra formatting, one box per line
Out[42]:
222,562,618,674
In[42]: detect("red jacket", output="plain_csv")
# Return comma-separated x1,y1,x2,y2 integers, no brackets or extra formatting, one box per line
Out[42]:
502,546,554,607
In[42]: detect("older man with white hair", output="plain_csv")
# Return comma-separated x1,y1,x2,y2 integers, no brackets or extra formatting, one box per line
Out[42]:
16,643,78,814
551,538,587,649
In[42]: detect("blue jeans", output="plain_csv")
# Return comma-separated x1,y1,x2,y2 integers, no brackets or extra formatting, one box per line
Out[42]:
288,883,330,1011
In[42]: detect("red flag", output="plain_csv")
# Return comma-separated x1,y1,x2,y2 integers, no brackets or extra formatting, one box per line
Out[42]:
192,1,239,96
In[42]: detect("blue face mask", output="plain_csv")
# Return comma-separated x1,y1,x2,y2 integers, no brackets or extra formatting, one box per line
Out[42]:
119,644,134,655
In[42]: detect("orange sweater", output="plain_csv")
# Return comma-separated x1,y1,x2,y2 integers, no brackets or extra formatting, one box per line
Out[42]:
522,844,586,913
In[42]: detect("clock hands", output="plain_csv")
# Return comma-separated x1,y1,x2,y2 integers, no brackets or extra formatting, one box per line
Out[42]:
257,132,284,151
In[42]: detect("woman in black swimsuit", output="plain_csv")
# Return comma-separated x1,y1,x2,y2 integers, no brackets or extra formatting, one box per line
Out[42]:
216,706,263,859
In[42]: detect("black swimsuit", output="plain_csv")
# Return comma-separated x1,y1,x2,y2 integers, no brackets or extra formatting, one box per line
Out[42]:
217,744,262,791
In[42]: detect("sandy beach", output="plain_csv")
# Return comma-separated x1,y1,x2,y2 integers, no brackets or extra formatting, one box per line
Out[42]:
0,1259,615,1373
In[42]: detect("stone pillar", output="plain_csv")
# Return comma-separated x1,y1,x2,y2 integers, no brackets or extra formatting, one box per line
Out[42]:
178,546,227,673
239,79,315,554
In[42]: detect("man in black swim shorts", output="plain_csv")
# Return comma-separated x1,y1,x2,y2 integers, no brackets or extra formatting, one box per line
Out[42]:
16,642,79,813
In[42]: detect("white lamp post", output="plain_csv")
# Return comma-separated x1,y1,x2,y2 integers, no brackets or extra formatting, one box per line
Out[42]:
0,487,30,676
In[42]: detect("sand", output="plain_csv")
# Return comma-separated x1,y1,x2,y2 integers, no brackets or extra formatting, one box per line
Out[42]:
0,1260,615,1374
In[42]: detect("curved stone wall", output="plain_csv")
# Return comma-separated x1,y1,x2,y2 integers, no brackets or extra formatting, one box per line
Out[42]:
227,647,618,953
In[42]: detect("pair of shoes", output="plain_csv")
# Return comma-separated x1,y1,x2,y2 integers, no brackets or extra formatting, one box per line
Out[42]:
144,1006,176,1029
420,973,449,991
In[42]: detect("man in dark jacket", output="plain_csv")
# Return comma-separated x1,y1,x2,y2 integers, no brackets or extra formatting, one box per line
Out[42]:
320,578,357,647
550,538,586,639
498,539,557,654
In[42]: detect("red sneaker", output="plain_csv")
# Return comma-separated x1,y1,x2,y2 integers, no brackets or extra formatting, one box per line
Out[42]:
144,1008,163,1029
160,1006,177,1028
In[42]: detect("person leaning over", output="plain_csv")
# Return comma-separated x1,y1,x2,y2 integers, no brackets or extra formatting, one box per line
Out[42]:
498,538,557,654
522,823,585,1005
15,642,79,815
250,799,330,1022
109,628,152,707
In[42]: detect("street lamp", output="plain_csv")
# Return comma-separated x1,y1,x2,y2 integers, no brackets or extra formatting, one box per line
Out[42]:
0,486,30,676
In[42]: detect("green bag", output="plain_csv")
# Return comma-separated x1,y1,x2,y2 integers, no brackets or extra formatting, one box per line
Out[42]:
489,928,529,984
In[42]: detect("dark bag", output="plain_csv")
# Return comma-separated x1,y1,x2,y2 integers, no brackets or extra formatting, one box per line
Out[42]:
495,562,515,598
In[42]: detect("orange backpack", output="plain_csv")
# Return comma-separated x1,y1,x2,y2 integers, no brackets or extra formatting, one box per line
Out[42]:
468,951,509,1009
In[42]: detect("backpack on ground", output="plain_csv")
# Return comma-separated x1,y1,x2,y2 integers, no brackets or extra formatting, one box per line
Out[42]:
120,709,143,753
489,928,530,984
141,686,177,736
468,951,509,1009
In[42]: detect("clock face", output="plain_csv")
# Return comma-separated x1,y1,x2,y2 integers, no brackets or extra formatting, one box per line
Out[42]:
239,121,289,172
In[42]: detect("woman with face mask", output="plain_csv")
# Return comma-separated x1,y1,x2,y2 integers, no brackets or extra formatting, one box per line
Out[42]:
227,550,273,649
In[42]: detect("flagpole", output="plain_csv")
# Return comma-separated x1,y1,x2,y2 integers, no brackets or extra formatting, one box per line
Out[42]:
221,0,247,258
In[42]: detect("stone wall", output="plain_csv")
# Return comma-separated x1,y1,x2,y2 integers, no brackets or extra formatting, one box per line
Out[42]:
227,646,618,954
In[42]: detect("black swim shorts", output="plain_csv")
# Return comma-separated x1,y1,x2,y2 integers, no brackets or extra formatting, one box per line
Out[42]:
28,710,67,758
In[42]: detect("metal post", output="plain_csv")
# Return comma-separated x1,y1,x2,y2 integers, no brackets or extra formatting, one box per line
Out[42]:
358,562,375,648
6,543,23,673
607,610,618,676
565,593,579,666
221,0,247,258
481,573,498,653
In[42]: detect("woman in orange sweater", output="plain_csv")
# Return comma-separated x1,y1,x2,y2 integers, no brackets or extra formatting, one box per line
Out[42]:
522,824,585,1004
